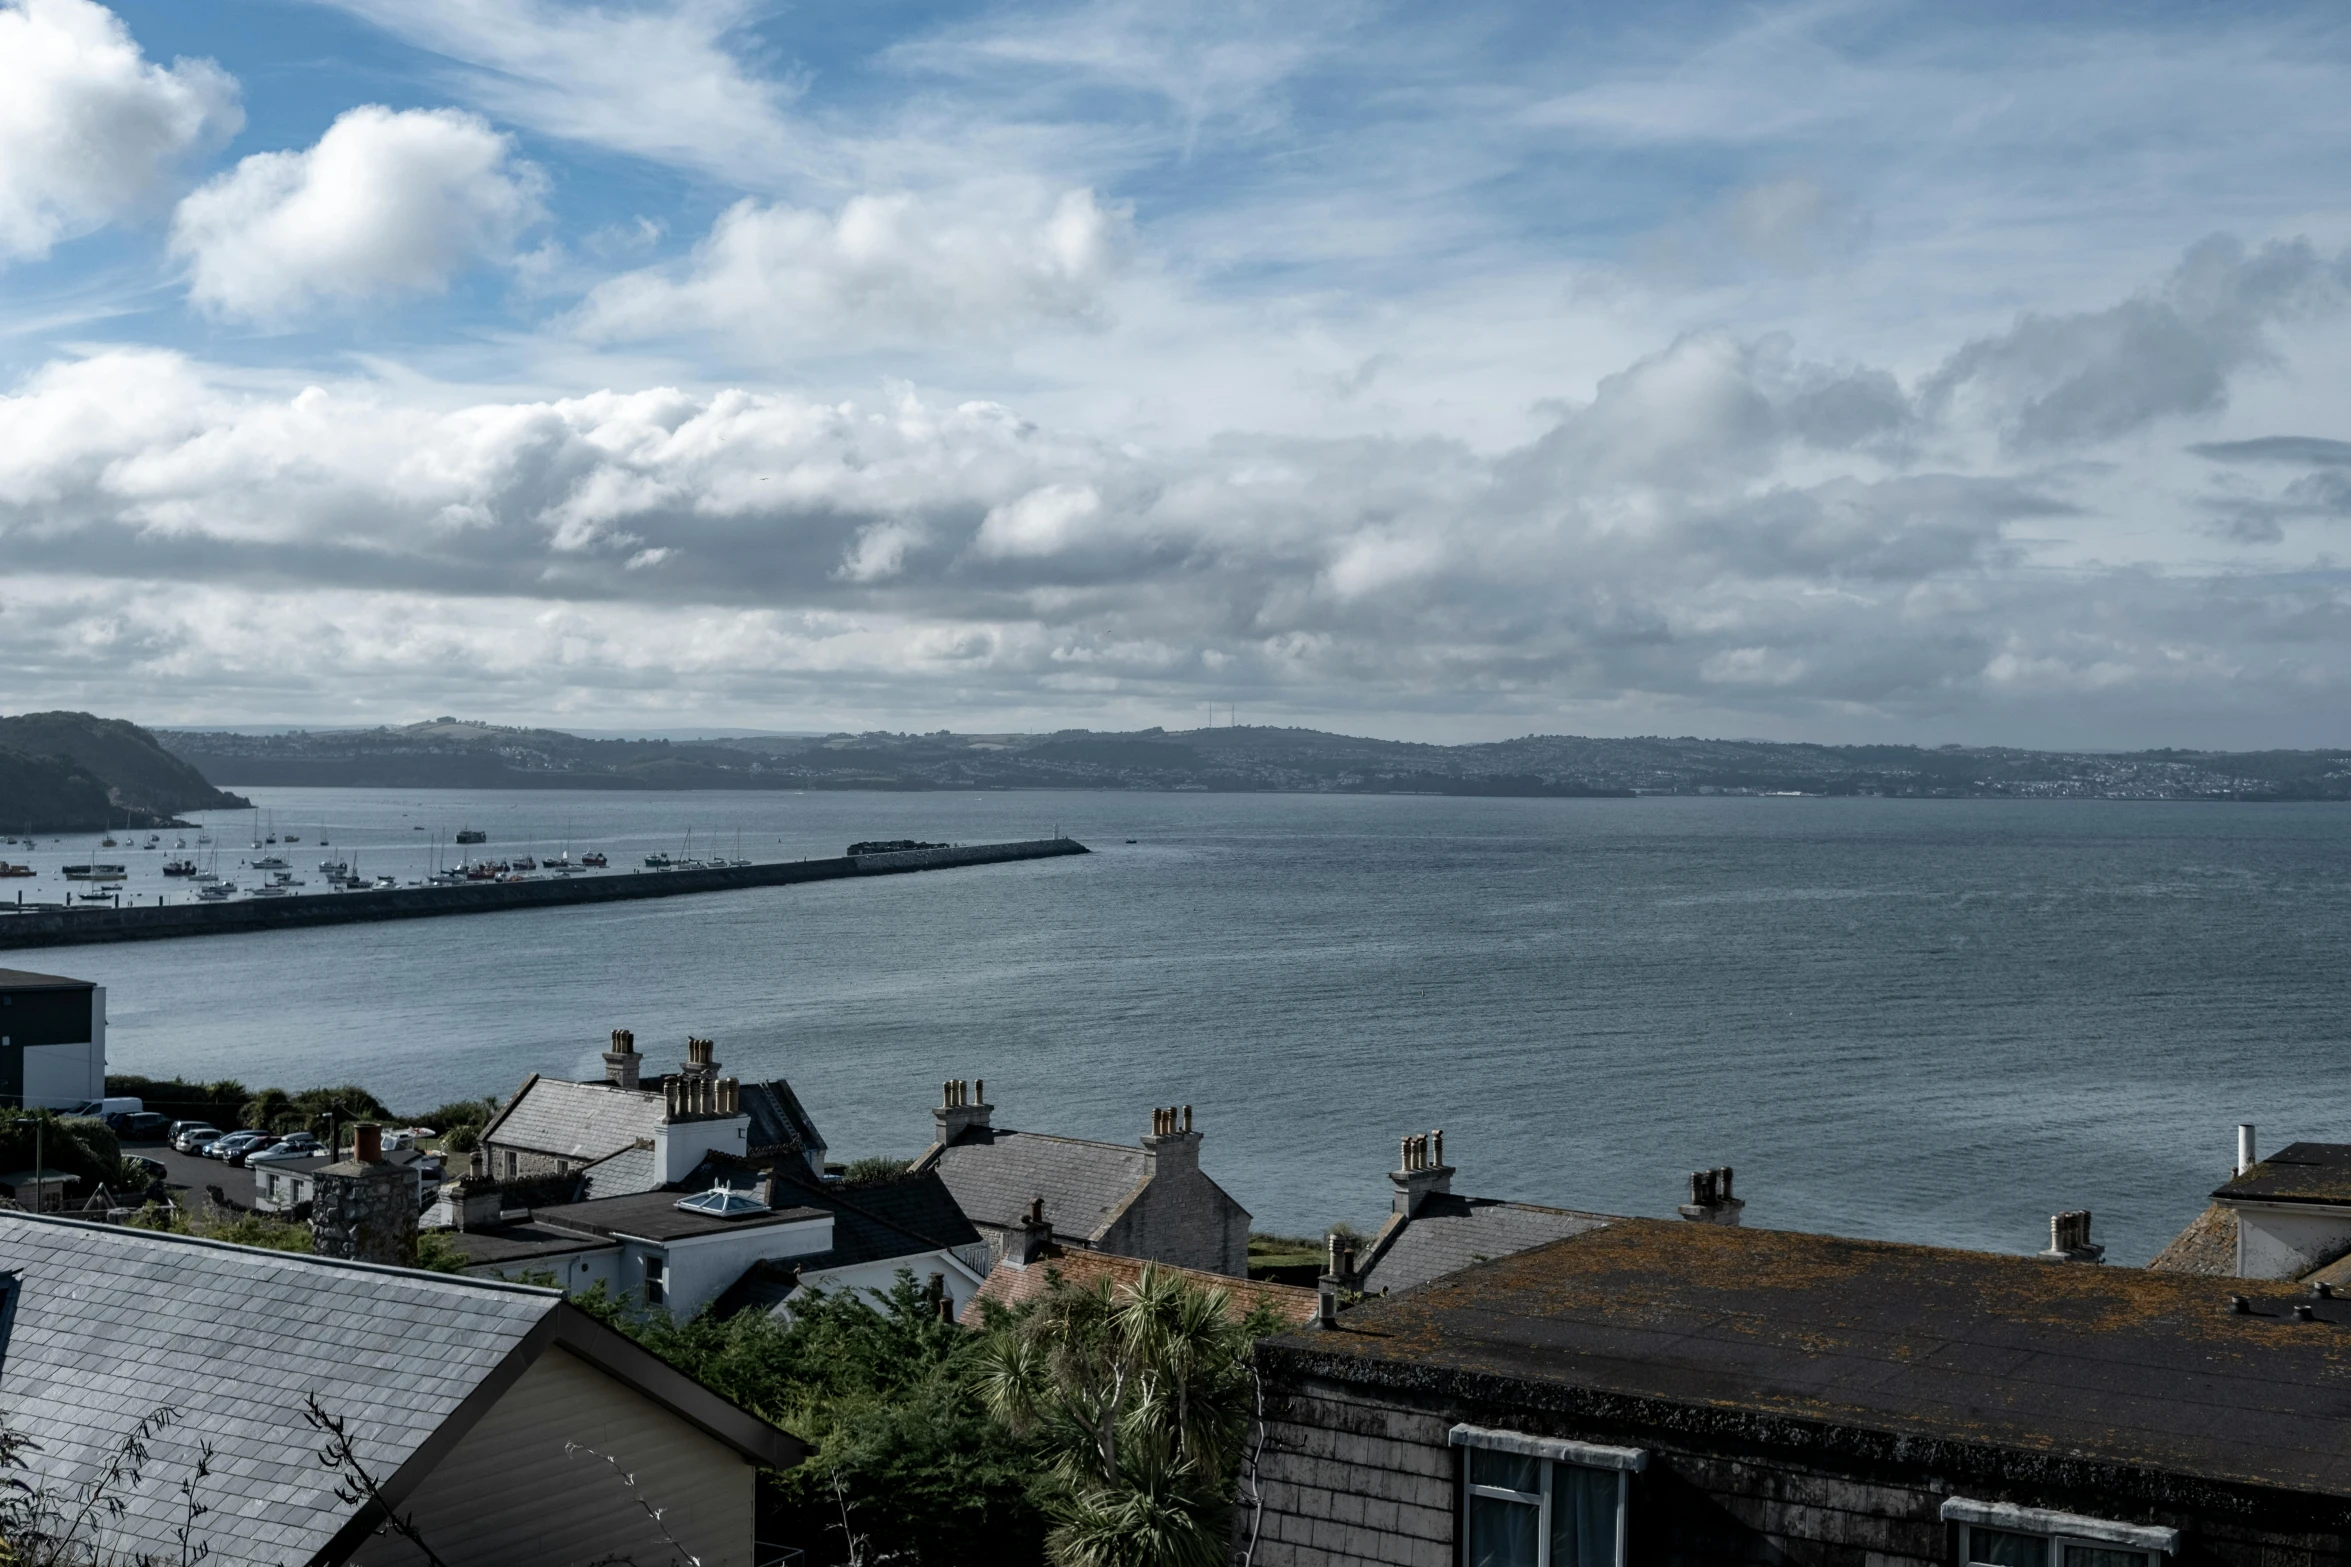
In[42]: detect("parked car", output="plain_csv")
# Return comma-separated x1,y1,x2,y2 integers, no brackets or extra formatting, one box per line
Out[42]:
110,1111,170,1141
167,1119,212,1142
204,1131,265,1161
173,1127,223,1154
225,1134,283,1167
247,1141,319,1165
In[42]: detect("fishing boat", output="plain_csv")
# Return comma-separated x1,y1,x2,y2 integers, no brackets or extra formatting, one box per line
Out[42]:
455,828,487,845
0,862,33,878
161,859,198,877
643,852,673,868
510,855,537,871
64,863,127,881
581,851,607,867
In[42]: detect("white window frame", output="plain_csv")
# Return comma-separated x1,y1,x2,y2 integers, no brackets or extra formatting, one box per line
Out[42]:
1943,1499,2178,1565
643,1253,667,1308
1450,1424,1644,1567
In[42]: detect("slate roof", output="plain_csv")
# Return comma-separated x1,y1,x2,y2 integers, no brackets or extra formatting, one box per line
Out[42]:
1357,1193,1615,1296
0,1211,559,1564
2214,1142,2351,1206
2147,1203,2237,1276
919,1127,1148,1240
579,1142,660,1198
966,1248,1320,1327
769,1166,983,1265
743,1081,826,1162
482,1074,665,1162
1270,1218,2351,1500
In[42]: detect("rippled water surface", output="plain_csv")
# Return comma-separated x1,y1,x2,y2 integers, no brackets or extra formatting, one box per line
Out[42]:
73,788,2351,1262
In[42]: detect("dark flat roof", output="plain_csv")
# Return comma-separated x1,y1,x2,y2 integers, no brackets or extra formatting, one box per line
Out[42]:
0,968,93,990
1269,1218,2351,1500
530,1189,828,1243
2213,1142,2351,1206
446,1221,618,1267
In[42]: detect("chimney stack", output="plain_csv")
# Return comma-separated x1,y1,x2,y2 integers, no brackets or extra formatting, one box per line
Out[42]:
310,1123,417,1267
932,1078,993,1145
2238,1124,2258,1177
1389,1129,1453,1217
604,1028,641,1090
2039,1210,2106,1263
1142,1104,1201,1175
681,1036,719,1082
1008,1196,1054,1266
1317,1231,1356,1328
1678,1166,1745,1226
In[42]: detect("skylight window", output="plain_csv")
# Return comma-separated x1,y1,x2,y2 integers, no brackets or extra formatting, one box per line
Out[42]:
674,1183,767,1219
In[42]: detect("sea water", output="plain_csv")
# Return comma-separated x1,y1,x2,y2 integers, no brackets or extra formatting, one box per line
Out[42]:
71,788,2351,1264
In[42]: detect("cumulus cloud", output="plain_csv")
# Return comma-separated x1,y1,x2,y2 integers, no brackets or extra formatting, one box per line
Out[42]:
170,105,544,322
3,234,2349,741
1922,236,2351,450
571,185,1129,346
0,0,240,260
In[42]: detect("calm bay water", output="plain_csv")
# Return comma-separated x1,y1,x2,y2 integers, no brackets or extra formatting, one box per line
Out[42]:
72,788,2351,1264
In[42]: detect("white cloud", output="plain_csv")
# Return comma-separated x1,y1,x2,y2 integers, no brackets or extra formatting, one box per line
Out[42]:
301,0,814,188
0,0,240,260
170,105,544,323
3,236,2349,744
572,185,1129,347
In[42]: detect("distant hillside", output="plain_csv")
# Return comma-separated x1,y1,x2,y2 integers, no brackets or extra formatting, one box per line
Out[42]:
157,718,2351,801
0,712,250,831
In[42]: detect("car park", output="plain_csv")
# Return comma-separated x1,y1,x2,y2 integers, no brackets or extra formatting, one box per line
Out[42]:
224,1134,283,1167
173,1127,223,1154
204,1131,264,1161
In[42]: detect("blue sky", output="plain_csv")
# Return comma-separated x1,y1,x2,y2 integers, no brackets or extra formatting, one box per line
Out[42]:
3,0,2350,744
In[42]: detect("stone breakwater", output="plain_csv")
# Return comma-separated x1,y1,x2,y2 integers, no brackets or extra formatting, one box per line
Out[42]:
0,838,1089,950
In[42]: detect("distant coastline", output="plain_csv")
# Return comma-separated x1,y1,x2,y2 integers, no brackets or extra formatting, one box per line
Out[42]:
158,718,2351,803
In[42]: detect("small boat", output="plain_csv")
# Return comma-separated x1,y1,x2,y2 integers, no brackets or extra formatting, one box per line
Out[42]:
455,828,487,845
318,859,348,874
373,874,398,888
72,891,119,903
251,855,288,870
643,852,673,868
100,836,118,848
0,862,33,878
174,838,187,849
581,852,607,867
64,864,127,881
196,834,211,844
161,859,198,877
197,883,234,901
284,835,300,844
248,884,289,898
510,855,537,871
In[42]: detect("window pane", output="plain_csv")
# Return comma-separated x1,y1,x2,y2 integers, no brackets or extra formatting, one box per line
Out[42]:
1549,1465,1618,1567
1469,1448,1542,1495
2064,1549,2148,1567
1969,1529,2049,1567
1468,1494,1540,1567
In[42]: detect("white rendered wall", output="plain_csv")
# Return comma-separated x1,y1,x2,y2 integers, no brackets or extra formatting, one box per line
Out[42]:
20,1041,103,1110
655,1216,832,1320
2234,1203,2351,1279
796,1246,988,1317
653,1115,751,1183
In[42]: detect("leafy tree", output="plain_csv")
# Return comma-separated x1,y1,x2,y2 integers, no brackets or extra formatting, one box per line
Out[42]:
977,1266,1275,1567
410,1098,498,1135
835,1156,911,1188
240,1084,392,1133
584,1273,1045,1566
0,1113,146,1201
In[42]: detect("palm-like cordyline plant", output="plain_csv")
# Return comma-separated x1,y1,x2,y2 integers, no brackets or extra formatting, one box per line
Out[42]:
978,1267,1265,1567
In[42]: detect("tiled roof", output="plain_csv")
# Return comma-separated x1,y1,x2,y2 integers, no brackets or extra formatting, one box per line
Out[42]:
2147,1203,2237,1276
964,1248,1319,1327
483,1075,665,1162
579,1142,660,1198
1358,1193,1614,1296
0,1211,558,1564
922,1128,1148,1241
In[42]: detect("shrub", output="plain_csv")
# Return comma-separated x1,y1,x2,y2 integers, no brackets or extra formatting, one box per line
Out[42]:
837,1155,913,1188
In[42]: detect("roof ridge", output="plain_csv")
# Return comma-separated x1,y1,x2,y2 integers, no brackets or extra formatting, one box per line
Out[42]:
981,1126,1146,1156
0,1210,565,1297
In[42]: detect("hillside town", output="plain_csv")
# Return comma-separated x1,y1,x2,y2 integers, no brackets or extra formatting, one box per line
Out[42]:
0,960,2342,1563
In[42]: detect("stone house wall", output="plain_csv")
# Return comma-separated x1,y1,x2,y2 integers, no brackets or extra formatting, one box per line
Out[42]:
1099,1163,1251,1276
